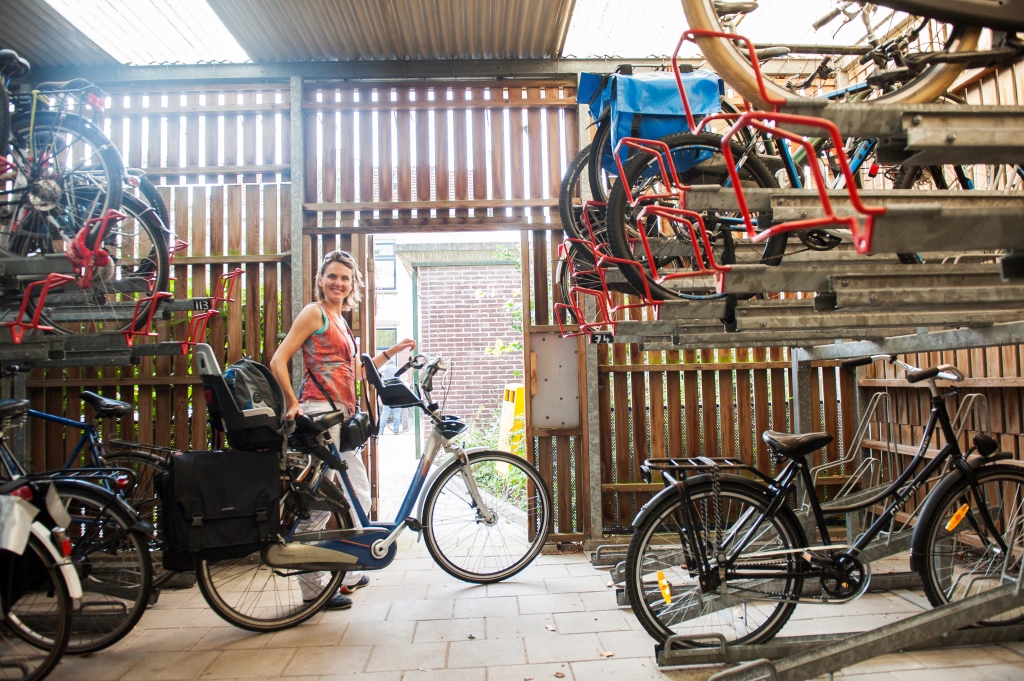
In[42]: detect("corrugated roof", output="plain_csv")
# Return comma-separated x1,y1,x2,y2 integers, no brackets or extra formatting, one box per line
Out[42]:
0,0,119,69
207,0,576,62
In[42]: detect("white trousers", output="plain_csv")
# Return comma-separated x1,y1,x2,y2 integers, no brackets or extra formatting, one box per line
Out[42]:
296,400,370,597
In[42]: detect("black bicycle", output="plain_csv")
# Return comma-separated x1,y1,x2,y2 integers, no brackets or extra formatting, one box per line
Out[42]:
625,354,1024,646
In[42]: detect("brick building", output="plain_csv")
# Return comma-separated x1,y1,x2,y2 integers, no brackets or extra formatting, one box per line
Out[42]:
397,243,522,432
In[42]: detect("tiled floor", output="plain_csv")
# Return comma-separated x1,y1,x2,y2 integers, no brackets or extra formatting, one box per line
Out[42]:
49,435,1024,681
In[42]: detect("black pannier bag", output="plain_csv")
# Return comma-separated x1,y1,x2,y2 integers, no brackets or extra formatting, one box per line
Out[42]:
160,449,281,571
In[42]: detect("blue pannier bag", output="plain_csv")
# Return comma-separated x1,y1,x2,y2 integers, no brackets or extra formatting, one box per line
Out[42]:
578,70,724,175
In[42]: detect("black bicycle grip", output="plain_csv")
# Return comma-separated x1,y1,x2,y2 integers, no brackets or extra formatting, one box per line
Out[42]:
840,357,873,369
906,367,940,383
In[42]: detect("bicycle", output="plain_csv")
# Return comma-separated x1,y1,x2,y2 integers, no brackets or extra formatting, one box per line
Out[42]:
624,354,1024,647
682,0,1024,109
190,344,552,632
0,405,82,681
0,389,157,654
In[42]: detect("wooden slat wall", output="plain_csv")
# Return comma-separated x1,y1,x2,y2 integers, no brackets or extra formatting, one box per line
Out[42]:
594,339,857,532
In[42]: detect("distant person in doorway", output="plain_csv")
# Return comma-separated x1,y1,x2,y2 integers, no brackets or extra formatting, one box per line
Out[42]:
270,249,415,609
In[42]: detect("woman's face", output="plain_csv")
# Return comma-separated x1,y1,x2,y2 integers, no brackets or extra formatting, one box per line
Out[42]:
319,261,353,305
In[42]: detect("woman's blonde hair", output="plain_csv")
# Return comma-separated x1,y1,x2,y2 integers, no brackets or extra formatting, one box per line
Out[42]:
315,250,364,310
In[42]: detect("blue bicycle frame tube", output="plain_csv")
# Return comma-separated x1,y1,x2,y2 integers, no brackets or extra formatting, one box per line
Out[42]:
28,409,100,470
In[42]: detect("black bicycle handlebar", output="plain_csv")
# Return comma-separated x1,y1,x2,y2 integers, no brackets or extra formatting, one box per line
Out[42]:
839,356,873,369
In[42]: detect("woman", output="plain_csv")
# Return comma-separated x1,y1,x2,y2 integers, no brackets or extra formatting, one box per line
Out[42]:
270,249,414,609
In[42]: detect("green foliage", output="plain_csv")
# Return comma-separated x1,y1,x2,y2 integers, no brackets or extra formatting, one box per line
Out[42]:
480,245,526,368
459,406,528,508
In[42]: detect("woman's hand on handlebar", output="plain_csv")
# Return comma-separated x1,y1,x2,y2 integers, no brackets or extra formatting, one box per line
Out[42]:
285,402,304,419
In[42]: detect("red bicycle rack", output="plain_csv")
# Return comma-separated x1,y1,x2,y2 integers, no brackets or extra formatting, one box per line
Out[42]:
671,28,886,254
175,268,243,353
4,273,76,344
67,210,127,289
555,239,615,337
121,291,173,347
212,268,243,307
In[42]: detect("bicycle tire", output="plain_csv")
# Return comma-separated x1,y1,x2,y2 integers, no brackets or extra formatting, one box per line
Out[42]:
588,119,614,204
195,481,350,632
50,480,153,653
0,533,73,681
917,463,1024,624
0,85,9,161
128,171,170,228
625,476,806,646
3,110,124,244
605,131,785,301
422,450,550,583
559,144,596,241
5,189,171,335
682,0,982,109
99,450,172,588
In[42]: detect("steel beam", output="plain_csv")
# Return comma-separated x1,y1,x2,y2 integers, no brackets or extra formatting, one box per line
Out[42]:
734,307,1024,331
289,74,305,394
31,57,823,87
717,262,1000,296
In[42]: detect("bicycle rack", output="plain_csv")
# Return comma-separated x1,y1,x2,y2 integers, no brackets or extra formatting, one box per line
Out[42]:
121,290,173,347
4,273,77,344
66,210,127,289
175,268,243,353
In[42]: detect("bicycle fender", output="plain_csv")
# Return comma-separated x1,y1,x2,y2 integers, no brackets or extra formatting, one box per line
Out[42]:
51,478,156,538
30,520,83,598
909,453,1016,572
412,447,496,522
631,473,775,529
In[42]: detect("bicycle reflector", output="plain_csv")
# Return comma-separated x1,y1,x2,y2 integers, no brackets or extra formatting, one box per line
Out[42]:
657,570,672,604
9,484,33,502
946,503,970,532
51,527,72,557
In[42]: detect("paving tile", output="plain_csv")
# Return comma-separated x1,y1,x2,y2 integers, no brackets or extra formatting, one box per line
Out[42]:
906,644,1024,668
553,610,632,634
413,617,485,643
484,579,549,597
815,612,913,634
266,621,347,648
579,589,623,612
318,673,401,681
839,652,928,674
486,662,576,681
186,607,240,628
775,617,830,637
448,637,526,668
121,651,219,680
454,595,518,618
515,564,573,580
569,656,669,680
320,600,390,623
190,626,271,651
518,592,586,615
595,629,660,658
116,626,212,653
202,648,297,678
402,569,461,585
340,619,416,646
136,606,210,629
48,651,145,681
360,584,429,601
545,575,613,593
524,632,603,663
386,598,454,621
280,645,372,676
402,669,485,681
364,641,448,672
866,664,1024,681
484,613,557,640
568,562,608,577
426,582,488,600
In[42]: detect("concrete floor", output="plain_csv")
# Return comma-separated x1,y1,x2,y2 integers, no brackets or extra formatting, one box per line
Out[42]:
49,433,1024,681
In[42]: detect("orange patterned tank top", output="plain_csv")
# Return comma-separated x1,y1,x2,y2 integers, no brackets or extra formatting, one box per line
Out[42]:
297,304,357,413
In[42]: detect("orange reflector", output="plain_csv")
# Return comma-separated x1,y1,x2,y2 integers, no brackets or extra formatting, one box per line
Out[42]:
657,570,672,604
946,503,970,532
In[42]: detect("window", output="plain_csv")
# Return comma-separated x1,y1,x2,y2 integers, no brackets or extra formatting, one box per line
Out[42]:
374,241,397,291
376,327,397,355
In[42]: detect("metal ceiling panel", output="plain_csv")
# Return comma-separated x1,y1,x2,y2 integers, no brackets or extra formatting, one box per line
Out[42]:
0,0,119,69
207,0,576,62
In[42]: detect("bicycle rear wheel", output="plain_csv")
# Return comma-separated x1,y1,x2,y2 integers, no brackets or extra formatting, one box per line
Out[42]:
51,481,153,653
0,534,73,681
625,477,805,646
422,451,550,583
100,450,172,588
195,479,350,632
917,463,1024,624
682,0,982,109
605,132,786,301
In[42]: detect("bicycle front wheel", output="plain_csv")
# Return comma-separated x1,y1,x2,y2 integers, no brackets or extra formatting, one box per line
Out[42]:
422,451,550,583
625,477,806,646
918,463,1024,624
0,534,73,681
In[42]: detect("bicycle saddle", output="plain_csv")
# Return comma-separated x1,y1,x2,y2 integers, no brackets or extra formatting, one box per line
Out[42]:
0,399,29,420
80,391,132,418
294,410,348,434
762,430,833,459
0,49,29,80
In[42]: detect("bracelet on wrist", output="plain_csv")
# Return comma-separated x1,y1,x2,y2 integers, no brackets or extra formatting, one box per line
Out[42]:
383,349,391,360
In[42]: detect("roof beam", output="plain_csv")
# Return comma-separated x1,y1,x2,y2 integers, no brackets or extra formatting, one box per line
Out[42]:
31,57,822,86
